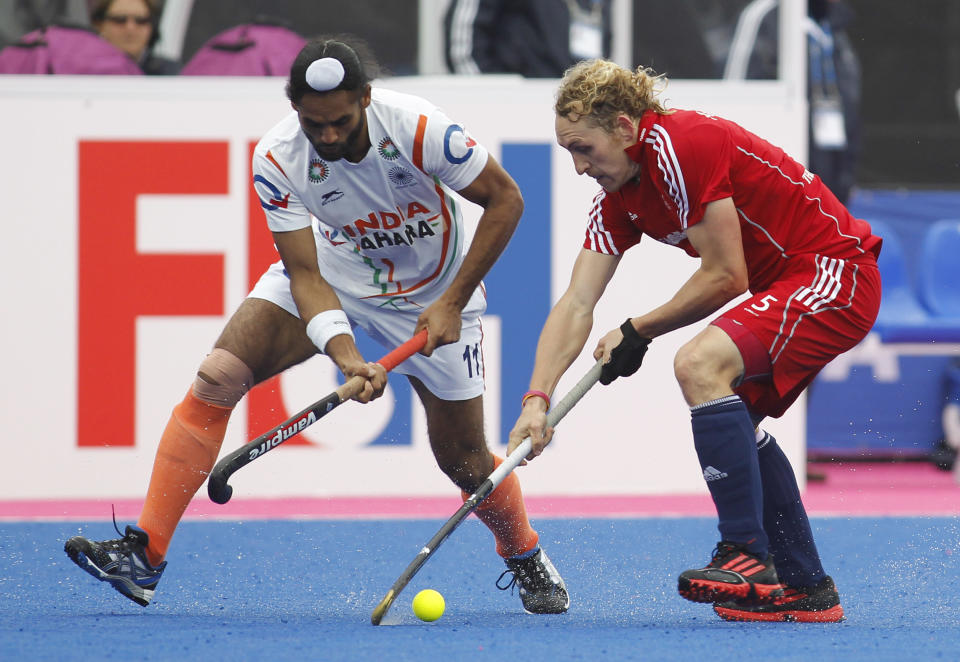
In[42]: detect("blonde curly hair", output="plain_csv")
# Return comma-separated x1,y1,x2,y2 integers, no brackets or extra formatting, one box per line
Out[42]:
555,59,672,131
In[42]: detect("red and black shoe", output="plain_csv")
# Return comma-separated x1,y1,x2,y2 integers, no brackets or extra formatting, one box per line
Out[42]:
713,575,845,623
678,541,783,604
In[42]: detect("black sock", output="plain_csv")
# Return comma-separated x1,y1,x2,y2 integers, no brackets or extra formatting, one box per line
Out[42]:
757,432,827,586
691,395,767,556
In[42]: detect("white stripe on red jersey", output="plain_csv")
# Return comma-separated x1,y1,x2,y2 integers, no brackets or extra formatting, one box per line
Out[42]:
648,124,690,228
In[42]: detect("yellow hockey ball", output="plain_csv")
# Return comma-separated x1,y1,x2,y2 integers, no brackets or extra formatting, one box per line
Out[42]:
412,589,445,622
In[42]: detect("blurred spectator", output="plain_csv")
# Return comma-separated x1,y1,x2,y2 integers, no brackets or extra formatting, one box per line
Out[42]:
90,0,179,74
444,0,612,77
724,0,861,205
806,0,861,205
0,0,89,49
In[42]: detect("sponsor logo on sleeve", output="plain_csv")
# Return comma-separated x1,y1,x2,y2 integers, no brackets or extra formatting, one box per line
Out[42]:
253,175,291,210
443,124,476,164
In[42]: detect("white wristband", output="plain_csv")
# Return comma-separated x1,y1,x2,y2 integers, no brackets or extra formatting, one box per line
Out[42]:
305,309,354,353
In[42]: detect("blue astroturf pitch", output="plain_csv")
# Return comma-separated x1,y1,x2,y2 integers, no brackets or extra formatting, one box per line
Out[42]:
1,516,958,661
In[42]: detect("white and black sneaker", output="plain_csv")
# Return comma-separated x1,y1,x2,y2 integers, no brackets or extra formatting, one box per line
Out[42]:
497,547,570,614
64,524,166,606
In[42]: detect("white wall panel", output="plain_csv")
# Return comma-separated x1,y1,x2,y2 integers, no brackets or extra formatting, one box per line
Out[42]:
0,75,805,500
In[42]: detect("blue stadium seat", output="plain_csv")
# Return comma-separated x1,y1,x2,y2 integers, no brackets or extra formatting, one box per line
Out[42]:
917,220,960,317
869,219,960,343
869,220,933,342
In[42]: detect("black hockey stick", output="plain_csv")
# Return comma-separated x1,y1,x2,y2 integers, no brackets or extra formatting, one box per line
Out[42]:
207,329,428,504
370,359,603,625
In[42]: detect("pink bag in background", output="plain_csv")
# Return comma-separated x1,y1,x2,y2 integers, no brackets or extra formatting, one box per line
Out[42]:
0,25,142,75
180,23,305,76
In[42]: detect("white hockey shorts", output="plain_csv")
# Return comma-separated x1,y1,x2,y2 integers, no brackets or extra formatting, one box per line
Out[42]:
248,260,486,401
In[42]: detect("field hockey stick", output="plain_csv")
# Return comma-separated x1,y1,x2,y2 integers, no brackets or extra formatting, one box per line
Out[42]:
207,329,428,505
370,358,603,625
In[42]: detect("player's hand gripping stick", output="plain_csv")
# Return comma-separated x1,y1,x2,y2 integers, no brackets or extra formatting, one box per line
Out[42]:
599,319,651,385
207,329,428,504
370,359,603,625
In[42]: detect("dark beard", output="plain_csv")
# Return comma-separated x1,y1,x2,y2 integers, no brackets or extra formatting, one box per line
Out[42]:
314,111,368,162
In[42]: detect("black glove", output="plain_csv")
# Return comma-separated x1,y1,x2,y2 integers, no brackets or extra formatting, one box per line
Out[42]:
599,319,651,385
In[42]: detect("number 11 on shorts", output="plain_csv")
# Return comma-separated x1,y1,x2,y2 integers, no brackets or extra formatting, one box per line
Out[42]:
462,343,481,378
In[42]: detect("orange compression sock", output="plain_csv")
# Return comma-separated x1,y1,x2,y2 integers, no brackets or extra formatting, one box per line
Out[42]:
137,390,232,567
463,455,540,558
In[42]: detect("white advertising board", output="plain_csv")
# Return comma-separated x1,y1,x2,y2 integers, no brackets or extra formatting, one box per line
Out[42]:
0,74,805,501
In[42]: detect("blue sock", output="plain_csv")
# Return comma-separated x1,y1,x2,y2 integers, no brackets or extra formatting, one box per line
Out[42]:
691,395,768,556
757,432,826,587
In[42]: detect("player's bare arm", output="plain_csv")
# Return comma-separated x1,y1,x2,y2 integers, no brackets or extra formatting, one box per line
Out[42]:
594,196,749,362
507,248,620,460
415,156,523,356
272,227,386,402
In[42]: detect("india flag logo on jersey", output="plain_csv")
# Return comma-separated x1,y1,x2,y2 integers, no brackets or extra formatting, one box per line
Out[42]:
377,137,400,160
308,159,329,183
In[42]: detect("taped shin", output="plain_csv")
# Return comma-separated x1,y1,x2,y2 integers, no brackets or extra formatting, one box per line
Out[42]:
463,455,539,558
137,349,252,566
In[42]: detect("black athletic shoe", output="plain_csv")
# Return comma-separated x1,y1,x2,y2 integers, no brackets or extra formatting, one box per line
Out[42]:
64,525,166,606
678,541,783,604
714,575,845,622
497,548,570,614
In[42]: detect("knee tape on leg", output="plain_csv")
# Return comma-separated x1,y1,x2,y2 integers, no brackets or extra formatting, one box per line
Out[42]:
192,348,254,408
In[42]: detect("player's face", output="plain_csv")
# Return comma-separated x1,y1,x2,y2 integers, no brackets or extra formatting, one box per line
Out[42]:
294,87,372,162
555,115,639,192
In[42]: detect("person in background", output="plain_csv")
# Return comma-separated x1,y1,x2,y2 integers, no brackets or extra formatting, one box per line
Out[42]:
727,0,862,204
90,0,179,74
444,0,611,77
806,0,861,205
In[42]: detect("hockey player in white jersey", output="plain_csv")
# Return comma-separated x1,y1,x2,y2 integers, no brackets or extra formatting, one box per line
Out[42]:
64,36,568,615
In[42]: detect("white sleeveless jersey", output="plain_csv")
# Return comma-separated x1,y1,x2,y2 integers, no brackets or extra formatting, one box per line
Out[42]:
252,87,489,307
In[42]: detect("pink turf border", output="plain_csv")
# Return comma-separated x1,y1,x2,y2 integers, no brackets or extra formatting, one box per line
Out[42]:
4,462,958,520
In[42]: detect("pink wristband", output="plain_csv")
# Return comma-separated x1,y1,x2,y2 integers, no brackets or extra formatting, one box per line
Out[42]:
521,390,551,410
